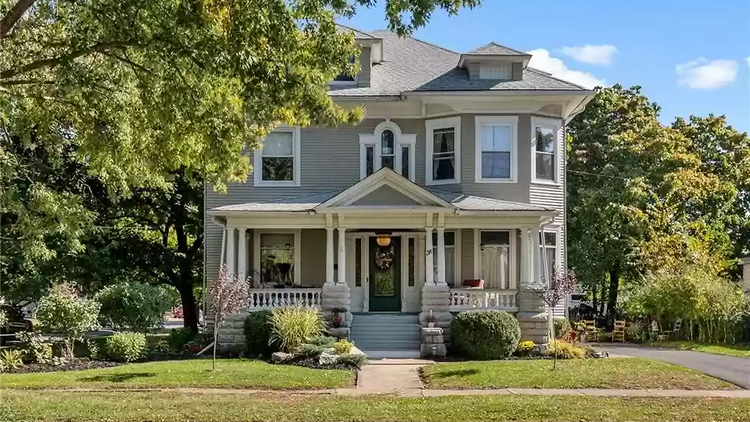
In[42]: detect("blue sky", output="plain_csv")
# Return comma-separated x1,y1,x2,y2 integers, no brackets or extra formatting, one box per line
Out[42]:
341,0,750,133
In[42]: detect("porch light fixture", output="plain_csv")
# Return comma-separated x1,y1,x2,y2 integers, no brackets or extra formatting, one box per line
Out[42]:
376,233,392,247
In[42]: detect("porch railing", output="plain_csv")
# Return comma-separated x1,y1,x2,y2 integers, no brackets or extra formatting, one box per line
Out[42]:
448,288,518,312
248,288,323,311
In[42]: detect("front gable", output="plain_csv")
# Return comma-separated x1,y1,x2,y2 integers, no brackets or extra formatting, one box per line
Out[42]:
316,168,455,211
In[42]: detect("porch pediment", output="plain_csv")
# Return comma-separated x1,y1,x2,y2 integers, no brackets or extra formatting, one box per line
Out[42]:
315,168,455,211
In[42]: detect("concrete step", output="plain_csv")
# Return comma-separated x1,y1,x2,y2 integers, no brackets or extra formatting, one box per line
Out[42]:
353,340,421,351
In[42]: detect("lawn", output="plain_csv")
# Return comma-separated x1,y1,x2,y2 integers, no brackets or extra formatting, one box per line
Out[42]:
0,359,354,390
1,391,749,422
420,358,736,390
651,341,750,358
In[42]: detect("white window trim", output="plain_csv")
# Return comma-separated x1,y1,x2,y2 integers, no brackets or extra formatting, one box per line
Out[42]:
425,116,461,185
540,226,561,286
474,116,518,183
530,116,562,185
252,229,302,286
359,120,416,181
253,125,301,187
474,229,517,290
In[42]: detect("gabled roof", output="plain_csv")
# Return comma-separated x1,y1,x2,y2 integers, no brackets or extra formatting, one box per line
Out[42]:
329,30,590,97
335,23,378,40
469,42,527,55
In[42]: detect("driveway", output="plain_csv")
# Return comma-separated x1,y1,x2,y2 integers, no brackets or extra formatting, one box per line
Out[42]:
598,344,750,389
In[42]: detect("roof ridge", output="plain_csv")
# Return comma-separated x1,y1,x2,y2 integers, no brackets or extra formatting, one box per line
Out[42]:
525,67,591,90
335,23,376,39
370,29,460,56
469,41,527,55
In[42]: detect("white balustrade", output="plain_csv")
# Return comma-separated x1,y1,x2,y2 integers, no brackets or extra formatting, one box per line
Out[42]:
248,288,323,310
448,288,518,312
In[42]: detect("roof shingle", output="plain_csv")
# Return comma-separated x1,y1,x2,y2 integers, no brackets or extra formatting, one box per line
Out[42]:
468,42,527,56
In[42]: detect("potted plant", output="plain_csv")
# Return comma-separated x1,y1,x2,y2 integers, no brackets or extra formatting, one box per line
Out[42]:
426,310,436,328
331,307,347,328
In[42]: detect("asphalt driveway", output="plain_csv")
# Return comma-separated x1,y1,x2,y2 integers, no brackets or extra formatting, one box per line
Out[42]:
598,344,750,389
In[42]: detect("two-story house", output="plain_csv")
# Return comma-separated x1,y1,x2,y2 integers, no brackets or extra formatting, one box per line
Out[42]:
206,25,594,358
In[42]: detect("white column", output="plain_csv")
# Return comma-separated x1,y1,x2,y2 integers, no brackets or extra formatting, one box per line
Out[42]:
530,226,541,287
337,227,347,285
519,226,530,288
225,227,236,277
436,227,446,285
325,227,335,285
237,227,247,279
425,227,434,285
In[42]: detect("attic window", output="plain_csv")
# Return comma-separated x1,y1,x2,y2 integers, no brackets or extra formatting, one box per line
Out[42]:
479,64,512,80
331,56,357,85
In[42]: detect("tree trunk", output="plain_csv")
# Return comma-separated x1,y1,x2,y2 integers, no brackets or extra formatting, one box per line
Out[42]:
592,284,598,316
607,269,620,322
177,283,199,333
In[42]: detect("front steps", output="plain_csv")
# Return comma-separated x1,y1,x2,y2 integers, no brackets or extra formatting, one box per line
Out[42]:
350,313,421,358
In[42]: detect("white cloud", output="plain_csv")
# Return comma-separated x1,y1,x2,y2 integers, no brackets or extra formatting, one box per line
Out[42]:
676,58,738,89
746,56,750,67
527,49,606,89
559,45,618,65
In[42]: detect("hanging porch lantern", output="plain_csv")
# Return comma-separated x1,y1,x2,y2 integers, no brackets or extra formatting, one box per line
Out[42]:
376,233,392,247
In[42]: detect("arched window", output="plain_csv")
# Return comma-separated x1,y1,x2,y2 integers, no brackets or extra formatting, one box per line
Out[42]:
359,120,415,180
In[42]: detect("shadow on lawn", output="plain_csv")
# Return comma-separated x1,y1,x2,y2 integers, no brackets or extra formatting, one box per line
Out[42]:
80,372,156,383
429,369,480,379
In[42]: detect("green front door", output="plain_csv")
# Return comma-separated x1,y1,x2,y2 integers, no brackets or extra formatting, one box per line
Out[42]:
369,237,401,312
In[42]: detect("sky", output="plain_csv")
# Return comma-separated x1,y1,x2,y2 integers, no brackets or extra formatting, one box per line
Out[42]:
340,0,750,133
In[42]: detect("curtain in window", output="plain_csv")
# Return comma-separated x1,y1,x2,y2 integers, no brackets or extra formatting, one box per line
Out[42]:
480,246,510,289
432,128,455,180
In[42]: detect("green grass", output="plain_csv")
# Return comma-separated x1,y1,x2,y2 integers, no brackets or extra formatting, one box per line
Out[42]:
1,391,749,422
651,341,750,358
421,358,736,390
0,359,354,390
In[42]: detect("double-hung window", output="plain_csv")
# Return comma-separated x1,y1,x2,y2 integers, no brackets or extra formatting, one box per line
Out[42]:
426,117,461,185
254,126,301,186
359,121,415,180
540,231,558,286
475,116,517,182
531,117,561,183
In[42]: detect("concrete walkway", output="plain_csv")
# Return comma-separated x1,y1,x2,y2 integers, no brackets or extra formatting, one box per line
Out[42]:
356,359,427,394
596,344,750,389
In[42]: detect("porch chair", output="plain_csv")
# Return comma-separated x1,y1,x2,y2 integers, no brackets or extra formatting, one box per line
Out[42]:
612,320,626,343
583,320,598,342
650,321,668,341
671,318,683,340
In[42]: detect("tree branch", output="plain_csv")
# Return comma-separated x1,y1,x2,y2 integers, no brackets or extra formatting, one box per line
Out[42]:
0,78,54,86
0,0,36,38
0,41,142,79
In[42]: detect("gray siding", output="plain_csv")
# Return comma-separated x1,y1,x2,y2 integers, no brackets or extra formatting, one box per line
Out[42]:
512,63,523,80
460,228,474,282
301,229,326,287
352,185,421,206
358,47,372,88
467,62,480,80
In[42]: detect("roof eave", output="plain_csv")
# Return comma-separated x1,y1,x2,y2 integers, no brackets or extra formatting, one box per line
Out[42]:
458,54,533,69
405,89,594,97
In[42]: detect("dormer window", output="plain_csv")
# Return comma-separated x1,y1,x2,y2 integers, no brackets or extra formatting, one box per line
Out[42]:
479,64,512,80
459,42,531,81
331,56,357,85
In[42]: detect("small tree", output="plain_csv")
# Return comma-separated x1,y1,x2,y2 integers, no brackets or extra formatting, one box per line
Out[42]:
209,265,250,370
534,270,578,369
36,284,101,358
96,283,172,332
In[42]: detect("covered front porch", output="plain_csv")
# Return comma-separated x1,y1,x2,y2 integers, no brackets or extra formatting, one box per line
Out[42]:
209,169,558,322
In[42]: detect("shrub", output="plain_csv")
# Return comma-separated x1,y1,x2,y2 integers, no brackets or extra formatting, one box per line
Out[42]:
334,339,354,355
336,353,367,368
16,331,53,364
269,307,326,353
36,284,101,358
451,310,521,360
295,343,328,358
243,311,275,357
1,349,25,370
96,283,172,332
0,308,7,328
308,335,336,347
103,332,147,362
553,317,571,338
167,328,196,352
515,340,535,357
545,341,587,359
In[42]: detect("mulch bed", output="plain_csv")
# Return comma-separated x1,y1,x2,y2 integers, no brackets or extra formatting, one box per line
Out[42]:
287,357,358,371
6,358,123,374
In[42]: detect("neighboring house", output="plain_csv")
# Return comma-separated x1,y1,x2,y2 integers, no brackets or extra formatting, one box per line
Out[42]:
205,25,594,357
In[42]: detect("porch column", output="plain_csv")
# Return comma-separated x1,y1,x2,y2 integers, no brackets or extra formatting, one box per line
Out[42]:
425,227,434,285
519,226,531,288
225,226,236,277
531,226,541,287
325,227,335,285
237,227,247,278
337,227,347,285
436,227,447,285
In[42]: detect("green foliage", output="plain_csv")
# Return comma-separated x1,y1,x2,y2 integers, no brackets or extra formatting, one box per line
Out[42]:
243,311,275,357
333,339,354,355
336,353,368,368
269,308,326,353
515,341,536,357
166,328,197,353
451,310,521,360
0,349,25,369
295,344,328,358
553,317,571,338
620,267,748,344
96,283,171,332
545,341,588,359
16,331,53,364
307,336,336,347
35,284,100,358
103,332,147,362
0,308,7,327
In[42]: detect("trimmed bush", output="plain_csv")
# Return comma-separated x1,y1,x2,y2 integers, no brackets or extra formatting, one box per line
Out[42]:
553,317,571,338
103,332,147,362
333,339,354,355
269,308,325,353
96,283,172,332
307,335,336,347
451,310,521,360
336,353,367,368
295,343,328,358
243,311,275,357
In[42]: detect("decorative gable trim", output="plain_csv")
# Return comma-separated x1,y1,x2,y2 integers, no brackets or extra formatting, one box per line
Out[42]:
315,167,455,211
